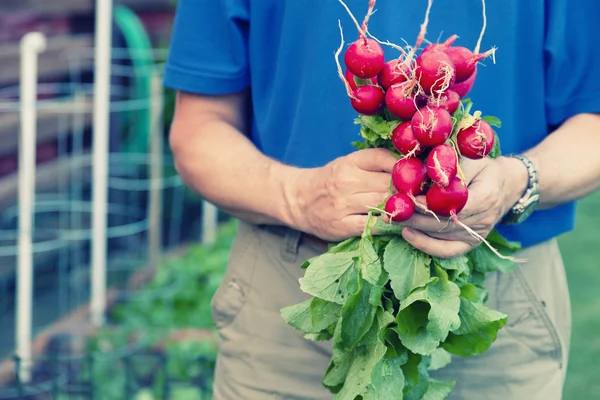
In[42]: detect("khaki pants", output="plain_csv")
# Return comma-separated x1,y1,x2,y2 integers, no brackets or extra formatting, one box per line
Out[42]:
211,221,571,400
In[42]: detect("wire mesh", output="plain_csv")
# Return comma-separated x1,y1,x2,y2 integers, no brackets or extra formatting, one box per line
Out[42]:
0,46,213,397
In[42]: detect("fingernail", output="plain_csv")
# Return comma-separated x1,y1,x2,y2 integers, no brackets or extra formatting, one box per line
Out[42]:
402,228,415,240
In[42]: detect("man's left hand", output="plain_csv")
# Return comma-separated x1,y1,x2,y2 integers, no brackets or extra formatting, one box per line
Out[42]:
399,156,529,258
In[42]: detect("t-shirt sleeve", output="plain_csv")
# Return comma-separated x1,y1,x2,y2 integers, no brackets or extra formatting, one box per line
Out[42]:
163,0,250,95
544,0,600,126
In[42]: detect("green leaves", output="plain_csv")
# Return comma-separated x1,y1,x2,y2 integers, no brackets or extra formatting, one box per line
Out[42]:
383,238,432,302
281,297,341,336
283,196,521,399
442,297,508,357
353,115,400,150
365,357,406,399
404,267,461,343
299,251,359,304
332,309,395,399
360,235,386,286
394,266,461,355
422,379,456,400
481,115,502,128
339,279,378,350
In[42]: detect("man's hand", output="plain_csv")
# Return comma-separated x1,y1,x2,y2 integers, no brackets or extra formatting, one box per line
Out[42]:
399,156,529,258
286,148,398,242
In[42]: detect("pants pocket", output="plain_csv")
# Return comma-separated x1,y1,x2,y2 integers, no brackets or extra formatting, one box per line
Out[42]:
497,264,563,365
211,222,260,331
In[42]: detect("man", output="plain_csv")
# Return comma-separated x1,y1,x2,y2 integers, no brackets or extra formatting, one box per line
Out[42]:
163,0,600,398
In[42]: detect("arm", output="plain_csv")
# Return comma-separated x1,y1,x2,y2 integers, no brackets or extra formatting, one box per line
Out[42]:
398,112,600,258
525,113,600,209
169,90,398,242
169,89,300,227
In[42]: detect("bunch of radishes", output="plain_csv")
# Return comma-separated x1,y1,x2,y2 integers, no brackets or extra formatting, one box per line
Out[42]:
337,0,497,235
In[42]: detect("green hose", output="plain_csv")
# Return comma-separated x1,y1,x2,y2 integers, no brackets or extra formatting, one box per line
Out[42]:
113,5,154,154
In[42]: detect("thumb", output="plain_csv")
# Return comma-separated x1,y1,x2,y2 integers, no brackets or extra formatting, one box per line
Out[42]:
352,148,399,173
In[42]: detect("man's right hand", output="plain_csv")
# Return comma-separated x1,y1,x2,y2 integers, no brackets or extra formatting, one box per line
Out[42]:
285,148,398,242
170,90,398,241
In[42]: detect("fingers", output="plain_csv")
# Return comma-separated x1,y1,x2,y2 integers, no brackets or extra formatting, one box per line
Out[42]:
402,228,472,259
459,157,489,184
339,214,372,238
402,213,451,233
352,170,394,194
351,148,398,173
350,192,390,213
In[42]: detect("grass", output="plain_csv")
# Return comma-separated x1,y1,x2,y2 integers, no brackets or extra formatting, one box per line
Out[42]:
558,189,600,399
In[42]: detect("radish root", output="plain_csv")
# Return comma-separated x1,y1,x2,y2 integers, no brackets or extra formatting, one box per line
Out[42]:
335,21,358,100
360,0,377,40
409,193,441,222
451,212,527,262
367,31,406,55
337,0,364,37
474,0,487,55
404,0,434,66
367,205,394,219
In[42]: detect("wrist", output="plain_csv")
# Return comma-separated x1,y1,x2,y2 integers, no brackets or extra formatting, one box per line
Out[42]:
500,155,530,211
272,163,314,230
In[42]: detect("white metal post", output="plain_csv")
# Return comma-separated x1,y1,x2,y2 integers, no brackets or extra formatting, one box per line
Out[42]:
202,202,219,245
91,0,113,327
148,72,164,269
17,31,47,383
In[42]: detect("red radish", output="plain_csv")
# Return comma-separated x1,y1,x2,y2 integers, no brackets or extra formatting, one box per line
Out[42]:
385,82,420,121
344,38,385,79
391,157,427,196
421,34,458,54
416,93,430,108
411,105,454,147
426,144,458,187
384,192,415,222
449,67,476,98
425,177,468,217
444,46,492,83
350,85,385,115
415,50,456,94
457,119,495,159
429,89,460,114
378,59,410,89
391,122,424,156
345,69,377,90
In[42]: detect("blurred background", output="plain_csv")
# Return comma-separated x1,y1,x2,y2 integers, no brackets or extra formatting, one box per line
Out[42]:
0,1,598,399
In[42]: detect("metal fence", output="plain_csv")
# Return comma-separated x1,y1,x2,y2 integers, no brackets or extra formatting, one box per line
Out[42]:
0,21,219,399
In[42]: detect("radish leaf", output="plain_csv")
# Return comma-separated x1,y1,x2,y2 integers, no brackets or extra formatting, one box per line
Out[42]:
482,115,502,128
339,278,378,350
383,238,432,302
422,378,456,400
299,252,359,304
365,357,407,397
395,266,461,354
442,297,508,357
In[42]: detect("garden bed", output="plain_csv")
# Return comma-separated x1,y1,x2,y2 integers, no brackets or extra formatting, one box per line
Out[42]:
0,218,236,399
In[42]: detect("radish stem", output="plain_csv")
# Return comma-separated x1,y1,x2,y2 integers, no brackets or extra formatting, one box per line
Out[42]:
335,21,358,100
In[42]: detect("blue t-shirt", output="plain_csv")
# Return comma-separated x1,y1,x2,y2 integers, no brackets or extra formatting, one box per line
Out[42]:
163,0,600,248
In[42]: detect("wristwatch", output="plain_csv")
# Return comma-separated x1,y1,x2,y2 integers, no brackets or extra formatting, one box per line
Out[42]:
500,154,540,225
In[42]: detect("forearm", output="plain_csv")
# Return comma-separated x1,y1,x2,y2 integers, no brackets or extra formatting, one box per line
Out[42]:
170,104,304,227
523,113,600,209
